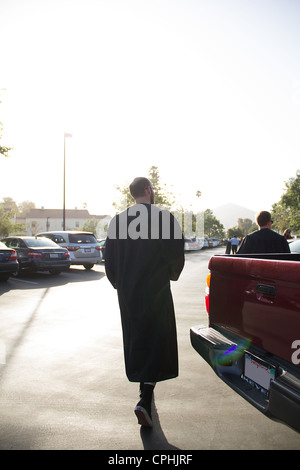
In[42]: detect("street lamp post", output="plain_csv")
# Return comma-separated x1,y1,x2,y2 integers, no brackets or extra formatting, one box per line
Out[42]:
63,133,72,230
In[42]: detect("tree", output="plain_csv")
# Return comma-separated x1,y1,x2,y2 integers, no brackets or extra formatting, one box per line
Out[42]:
113,166,176,212
0,90,12,157
112,166,208,237
281,170,300,211
227,227,244,239
272,170,300,233
227,218,257,239
17,201,36,217
81,219,99,234
0,209,14,236
0,123,12,157
0,197,18,213
204,209,225,238
271,202,291,233
148,166,176,209
0,208,24,236
237,218,254,235
0,197,32,236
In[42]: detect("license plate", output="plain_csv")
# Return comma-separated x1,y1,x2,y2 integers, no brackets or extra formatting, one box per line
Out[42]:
50,254,59,258
243,353,276,394
84,248,91,253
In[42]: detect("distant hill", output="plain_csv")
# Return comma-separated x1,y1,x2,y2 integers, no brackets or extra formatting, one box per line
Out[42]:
213,203,256,230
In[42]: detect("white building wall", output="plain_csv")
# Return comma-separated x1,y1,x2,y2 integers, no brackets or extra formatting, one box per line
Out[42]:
26,218,90,235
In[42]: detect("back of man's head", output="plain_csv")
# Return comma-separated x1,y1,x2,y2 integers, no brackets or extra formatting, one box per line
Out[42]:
130,177,151,199
256,210,271,228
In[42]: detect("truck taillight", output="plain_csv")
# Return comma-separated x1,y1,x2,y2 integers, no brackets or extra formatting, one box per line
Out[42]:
205,273,211,314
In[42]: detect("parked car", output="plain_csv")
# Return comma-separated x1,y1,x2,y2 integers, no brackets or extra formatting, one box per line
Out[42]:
0,241,19,281
36,231,102,269
184,237,204,251
98,239,106,260
207,238,220,248
1,236,70,275
203,238,209,248
289,239,300,253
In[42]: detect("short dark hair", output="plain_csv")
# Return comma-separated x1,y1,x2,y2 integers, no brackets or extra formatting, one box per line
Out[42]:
129,177,151,199
256,210,271,227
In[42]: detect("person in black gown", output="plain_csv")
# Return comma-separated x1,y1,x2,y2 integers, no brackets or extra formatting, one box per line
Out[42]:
105,177,185,427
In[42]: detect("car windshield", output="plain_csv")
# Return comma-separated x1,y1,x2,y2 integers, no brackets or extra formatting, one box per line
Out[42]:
69,233,97,244
25,238,60,248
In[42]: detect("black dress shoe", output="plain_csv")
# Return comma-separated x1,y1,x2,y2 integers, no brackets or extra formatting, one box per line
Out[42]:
134,384,154,427
134,401,152,427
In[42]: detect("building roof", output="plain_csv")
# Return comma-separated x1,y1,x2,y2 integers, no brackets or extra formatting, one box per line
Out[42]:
25,208,110,220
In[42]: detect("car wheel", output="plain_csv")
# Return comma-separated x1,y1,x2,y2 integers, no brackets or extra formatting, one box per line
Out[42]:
0,274,10,281
83,263,94,270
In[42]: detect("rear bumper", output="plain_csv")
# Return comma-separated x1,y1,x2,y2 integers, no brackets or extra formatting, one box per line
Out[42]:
69,254,102,264
0,262,19,274
21,260,70,272
190,325,300,433
69,259,102,266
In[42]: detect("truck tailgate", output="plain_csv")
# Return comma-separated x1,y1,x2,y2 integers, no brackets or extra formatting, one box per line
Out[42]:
208,255,300,365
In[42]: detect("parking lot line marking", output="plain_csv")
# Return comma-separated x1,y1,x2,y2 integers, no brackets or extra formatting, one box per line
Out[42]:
11,278,39,285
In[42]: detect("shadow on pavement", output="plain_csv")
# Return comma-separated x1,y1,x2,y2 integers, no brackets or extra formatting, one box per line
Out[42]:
0,288,50,383
140,398,180,450
0,268,105,294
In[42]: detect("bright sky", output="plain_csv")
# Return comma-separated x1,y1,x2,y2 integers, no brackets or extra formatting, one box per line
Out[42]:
1,0,300,216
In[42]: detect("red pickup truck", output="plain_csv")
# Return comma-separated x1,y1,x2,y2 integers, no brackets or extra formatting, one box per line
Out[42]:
190,253,300,433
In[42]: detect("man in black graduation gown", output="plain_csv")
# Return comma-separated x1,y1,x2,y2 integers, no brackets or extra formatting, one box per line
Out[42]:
105,177,185,427
237,210,290,254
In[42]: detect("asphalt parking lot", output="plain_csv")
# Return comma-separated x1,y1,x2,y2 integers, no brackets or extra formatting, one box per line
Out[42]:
0,248,299,452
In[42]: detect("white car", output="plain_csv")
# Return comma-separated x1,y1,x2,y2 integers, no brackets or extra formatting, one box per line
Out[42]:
289,239,300,253
36,231,102,269
208,238,220,247
184,237,204,251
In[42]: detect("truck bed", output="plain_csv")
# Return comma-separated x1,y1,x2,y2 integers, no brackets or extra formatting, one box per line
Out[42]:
190,253,300,432
209,253,300,364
